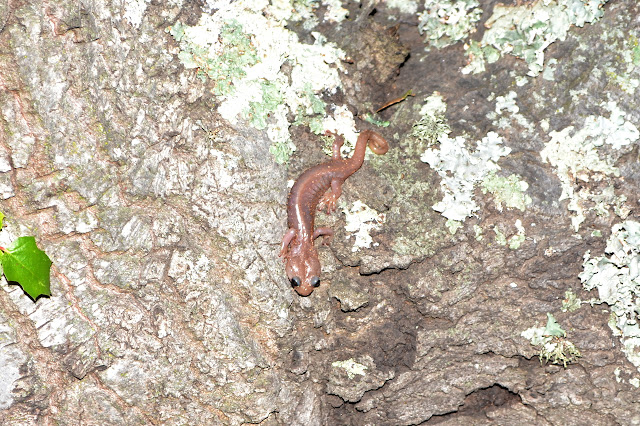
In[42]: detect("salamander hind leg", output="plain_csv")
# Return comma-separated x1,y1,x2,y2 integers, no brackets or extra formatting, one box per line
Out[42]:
313,227,334,246
318,178,344,214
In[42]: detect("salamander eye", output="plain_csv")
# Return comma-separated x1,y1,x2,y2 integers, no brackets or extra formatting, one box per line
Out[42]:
291,277,301,288
310,276,320,288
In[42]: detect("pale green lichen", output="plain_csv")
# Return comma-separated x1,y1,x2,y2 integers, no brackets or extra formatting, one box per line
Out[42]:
481,171,532,212
542,58,559,81
166,0,346,163
561,289,582,312
494,227,507,246
508,220,526,250
418,0,482,51
580,221,640,371
410,93,450,150
463,0,609,76
446,219,463,235
521,313,581,368
540,101,638,230
474,224,483,241
492,220,526,249
362,114,390,128
169,20,258,96
489,90,535,137
332,358,367,379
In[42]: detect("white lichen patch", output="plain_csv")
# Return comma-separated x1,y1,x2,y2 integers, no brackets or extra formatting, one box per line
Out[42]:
463,0,609,76
421,131,511,223
323,0,349,23
322,105,360,156
331,358,368,379
124,0,150,28
167,0,347,163
580,220,640,371
489,90,536,134
540,101,638,230
342,201,386,252
418,0,482,51
0,314,27,409
415,93,530,230
385,0,418,15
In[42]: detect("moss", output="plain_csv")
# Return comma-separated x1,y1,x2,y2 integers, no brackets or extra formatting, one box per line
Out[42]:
373,144,448,258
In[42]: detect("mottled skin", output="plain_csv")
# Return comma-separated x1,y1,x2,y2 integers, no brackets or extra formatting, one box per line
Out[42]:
280,130,389,296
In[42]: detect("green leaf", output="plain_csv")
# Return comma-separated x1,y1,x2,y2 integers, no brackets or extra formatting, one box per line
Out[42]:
0,211,4,228
1,236,52,299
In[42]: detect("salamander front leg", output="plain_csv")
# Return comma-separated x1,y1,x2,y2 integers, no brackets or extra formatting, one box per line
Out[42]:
313,227,334,246
280,228,296,258
325,131,345,160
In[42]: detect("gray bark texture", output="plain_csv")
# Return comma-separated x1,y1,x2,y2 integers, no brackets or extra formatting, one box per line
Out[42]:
1,0,639,424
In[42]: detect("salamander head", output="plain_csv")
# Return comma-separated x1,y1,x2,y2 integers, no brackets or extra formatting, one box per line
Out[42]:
285,249,322,296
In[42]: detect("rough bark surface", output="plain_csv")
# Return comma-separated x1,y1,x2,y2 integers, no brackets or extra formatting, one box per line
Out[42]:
0,0,639,425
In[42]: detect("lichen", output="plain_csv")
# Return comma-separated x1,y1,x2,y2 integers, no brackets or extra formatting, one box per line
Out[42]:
342,201,386,252
463,0,609,76
331,358,367,379
493,227,507,246
540,101,638,230
421,131,511,223
481,171,532,212
521,312,581,368
604,35,640,95
166,0,347,163
410,93,450,150
418,0,482,51
580,220,640,372
508,220,526,250
474,224,483,241
561,289,582,312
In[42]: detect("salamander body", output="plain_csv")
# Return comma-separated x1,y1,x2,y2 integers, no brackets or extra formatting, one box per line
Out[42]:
280,130,389,296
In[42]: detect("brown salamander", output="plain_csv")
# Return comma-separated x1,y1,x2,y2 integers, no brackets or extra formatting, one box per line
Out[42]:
280,130,389,296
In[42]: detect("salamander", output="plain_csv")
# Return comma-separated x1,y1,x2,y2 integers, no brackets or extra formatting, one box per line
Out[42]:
280,130,389,296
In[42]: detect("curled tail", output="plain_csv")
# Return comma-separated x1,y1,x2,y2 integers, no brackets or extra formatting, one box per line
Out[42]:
365,130,389,155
